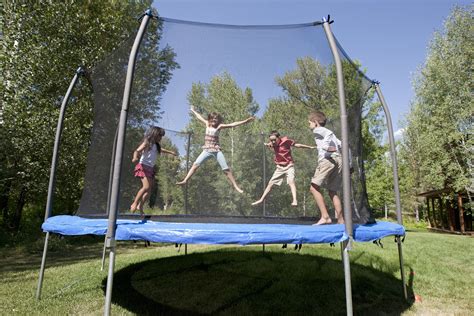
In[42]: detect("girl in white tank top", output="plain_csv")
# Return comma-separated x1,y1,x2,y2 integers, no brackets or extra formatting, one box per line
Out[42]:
130,126,177,215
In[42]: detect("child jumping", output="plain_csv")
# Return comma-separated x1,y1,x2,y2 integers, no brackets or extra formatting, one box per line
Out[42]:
308,111,344,225
176,106,254,193
252,130,315,207
131,126,177,215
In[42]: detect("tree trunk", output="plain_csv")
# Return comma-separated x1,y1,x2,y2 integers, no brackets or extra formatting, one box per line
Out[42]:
12,187,27,231
0,178,12,226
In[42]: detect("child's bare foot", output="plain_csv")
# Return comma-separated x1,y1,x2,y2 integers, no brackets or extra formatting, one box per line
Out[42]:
251,199,263,206
235,187,244,194
176,180,187,186
130,203,137,213
291,201,298,207
313,217,332,225
337,218,345,224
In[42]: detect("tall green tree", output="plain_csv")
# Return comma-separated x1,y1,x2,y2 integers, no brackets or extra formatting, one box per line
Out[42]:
0,1,171,232
401,6,473,200
182,72,260,216
264,56,383,221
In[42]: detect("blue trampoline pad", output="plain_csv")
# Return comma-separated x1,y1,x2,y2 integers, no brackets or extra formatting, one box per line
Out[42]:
42,216,404,245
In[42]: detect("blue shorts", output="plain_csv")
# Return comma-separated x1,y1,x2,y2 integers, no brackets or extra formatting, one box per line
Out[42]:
194,150,229,170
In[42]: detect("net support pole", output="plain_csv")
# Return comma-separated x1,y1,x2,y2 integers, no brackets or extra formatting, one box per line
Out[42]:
184,132,192,215
373,83,407,299
322,18,353,316
261,131,267,216
103,10,153,316
36,66,84,300
101,127,120,271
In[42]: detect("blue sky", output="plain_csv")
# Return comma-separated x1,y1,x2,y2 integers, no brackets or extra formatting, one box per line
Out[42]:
152,0,470,135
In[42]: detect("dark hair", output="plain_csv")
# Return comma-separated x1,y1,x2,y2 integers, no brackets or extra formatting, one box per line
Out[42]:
308,111,327,126
208,112,223,124
143,126,165,153
269,130,280,138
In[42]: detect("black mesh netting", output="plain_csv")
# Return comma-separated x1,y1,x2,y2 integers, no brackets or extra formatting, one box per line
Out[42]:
78,15,374,224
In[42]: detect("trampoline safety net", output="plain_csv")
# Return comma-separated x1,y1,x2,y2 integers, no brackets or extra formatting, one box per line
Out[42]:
77,14,375,224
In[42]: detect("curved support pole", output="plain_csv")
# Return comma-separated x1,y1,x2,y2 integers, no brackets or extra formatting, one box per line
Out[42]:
322,19,353,316
322,21,352,237
44,66,84,222
103,9,153,316
36,66,84,300
373,83,407,299
373,83,402,224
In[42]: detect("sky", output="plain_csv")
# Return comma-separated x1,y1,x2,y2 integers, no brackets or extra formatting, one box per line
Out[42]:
151,0,470,135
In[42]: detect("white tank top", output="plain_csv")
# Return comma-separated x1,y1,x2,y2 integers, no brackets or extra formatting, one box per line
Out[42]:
139,143,158,167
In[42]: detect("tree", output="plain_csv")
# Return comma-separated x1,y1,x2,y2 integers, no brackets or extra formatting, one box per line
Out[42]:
264,56,381,222
401,6,473,199
0,1,175,232
182,72,261,216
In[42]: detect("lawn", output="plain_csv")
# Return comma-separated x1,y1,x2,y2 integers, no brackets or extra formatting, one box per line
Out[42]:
0,229,472,315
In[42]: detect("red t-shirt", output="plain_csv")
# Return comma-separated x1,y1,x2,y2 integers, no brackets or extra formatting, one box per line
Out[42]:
272,136,295,166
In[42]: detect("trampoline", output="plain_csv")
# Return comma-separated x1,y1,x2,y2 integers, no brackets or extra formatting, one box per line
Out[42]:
36,9,407,316
42,215,404,245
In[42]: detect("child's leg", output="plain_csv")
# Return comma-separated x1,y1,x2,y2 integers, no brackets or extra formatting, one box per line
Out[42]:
138,177,154,213
215,151,243,193
223,169,243,193
176,164,199,185
252,182,274,205
288,180,297,206
131,176,151,212
310,183,332,224
177,151,210,185
329,190,343,224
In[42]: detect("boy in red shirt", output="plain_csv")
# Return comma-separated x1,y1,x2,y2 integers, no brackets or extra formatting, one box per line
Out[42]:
252,130,315,207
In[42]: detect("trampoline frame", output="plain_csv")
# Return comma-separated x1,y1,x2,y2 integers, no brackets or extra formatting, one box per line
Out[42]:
35,10,407,316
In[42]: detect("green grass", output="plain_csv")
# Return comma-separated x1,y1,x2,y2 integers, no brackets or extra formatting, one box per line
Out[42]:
0,231,473,315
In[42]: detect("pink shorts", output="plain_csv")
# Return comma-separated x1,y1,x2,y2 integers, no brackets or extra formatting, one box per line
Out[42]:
134,163,155,179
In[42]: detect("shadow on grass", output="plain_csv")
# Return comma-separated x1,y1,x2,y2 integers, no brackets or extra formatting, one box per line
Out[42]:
106,250,414,315
0,235,154,275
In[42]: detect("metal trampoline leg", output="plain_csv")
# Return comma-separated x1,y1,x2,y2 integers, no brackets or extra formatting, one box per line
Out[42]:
396,236,408,299
101,235,107,271
341,239,353,316
104,245,116,316
36,232,50,300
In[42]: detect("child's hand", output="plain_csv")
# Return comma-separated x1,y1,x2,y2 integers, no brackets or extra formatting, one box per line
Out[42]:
132,158,138,164
327,146,337,152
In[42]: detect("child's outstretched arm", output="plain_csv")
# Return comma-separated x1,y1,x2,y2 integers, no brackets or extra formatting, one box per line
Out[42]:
190,106,208,125
294,143,316,149
132,142,146,163
161,148,178,156
219,116,255,129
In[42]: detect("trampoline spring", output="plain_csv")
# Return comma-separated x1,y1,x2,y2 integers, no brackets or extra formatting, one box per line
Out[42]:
373,239,383,248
